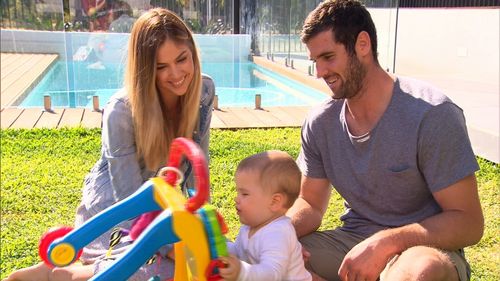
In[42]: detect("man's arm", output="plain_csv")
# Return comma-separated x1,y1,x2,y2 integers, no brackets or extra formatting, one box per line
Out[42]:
287,175,332,238
376,173,483,255
419,174,483,248
339,174,484,280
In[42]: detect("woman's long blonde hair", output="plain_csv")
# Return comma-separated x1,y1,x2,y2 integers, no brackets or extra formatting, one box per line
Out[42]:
125,8,202,171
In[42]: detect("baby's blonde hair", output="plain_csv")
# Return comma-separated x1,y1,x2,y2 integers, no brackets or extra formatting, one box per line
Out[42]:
236,150,301,208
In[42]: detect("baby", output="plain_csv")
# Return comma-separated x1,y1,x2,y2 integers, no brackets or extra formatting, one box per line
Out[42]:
219,150,311,281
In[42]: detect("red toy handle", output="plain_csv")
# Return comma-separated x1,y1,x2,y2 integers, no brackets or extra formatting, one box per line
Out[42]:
164,137,209,213
39,227,82,268
205,259,226,281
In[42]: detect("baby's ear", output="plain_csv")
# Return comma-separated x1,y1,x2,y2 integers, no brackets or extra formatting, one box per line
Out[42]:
270,193,286,211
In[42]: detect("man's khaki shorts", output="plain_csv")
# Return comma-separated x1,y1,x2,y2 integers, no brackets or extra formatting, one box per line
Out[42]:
300,228,470,281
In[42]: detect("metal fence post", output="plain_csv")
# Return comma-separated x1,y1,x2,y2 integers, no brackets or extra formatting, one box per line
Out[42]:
255,94,262,110
214,95,219,110
43,95,52,112
93,95,100,112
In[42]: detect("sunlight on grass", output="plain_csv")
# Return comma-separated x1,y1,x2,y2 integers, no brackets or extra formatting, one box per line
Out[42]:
1,128,498,280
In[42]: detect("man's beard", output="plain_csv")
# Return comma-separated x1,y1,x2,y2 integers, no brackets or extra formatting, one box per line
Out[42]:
333,55,367,100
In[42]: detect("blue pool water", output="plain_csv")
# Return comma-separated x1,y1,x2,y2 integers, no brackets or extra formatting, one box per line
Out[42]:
20,61,328,108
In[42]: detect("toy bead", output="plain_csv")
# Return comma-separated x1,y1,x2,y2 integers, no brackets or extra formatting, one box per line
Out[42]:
109,227,124,248
146,254,157,265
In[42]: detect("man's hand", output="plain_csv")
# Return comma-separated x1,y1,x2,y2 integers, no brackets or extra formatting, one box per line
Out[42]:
338,235,394,281
219,255,241,281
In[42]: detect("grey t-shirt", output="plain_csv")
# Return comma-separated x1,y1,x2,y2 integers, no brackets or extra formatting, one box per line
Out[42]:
297,76,479,237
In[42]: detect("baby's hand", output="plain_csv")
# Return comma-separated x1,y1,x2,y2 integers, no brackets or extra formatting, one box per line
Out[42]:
166,248,175,260
301,244,311,263
218,255,241,281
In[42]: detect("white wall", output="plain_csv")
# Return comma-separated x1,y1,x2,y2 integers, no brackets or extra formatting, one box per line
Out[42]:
395,8,499,86
368,8,398,72
369,8,500,89
373,8,499,163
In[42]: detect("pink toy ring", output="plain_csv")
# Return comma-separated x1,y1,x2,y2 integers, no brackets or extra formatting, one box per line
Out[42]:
163,137,209,213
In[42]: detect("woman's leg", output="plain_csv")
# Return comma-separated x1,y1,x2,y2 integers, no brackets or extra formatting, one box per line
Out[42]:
2,263,93,281
2,262,50,281
51,264,95,281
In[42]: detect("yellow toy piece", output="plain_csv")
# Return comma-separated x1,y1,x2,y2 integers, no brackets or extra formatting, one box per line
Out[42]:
152,176,212,281
50,243,76,267
172,210,211,281
151,177,186,211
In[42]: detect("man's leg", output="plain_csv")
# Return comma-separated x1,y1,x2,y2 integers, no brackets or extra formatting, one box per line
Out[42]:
300,228,366,281
380,246,469,281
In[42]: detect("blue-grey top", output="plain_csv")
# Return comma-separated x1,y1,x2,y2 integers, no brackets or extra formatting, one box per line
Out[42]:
297,76,479,237
80,74,215,217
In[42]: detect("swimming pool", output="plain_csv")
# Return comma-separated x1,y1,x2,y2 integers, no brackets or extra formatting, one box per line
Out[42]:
20,61,328,108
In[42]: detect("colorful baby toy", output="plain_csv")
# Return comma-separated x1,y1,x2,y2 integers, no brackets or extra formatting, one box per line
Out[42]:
38,137,228,281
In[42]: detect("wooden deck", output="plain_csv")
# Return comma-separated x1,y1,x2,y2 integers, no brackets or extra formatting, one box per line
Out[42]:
0,106,310,129
0,52,312,129
1,53,59,108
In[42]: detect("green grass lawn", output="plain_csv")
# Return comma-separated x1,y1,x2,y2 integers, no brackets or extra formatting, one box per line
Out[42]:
1,128,498,280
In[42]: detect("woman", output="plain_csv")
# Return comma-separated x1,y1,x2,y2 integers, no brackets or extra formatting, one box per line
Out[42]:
4,8,215,281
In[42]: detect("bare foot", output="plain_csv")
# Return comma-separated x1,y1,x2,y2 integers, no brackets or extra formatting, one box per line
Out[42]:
2,262,50,281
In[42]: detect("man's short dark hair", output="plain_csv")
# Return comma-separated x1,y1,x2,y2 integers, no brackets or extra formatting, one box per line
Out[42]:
301,0,378,62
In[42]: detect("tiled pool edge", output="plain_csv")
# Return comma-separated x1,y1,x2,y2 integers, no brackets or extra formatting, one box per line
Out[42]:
252,55,331,96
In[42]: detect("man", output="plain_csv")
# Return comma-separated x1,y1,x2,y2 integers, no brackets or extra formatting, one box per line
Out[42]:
287,1,484,280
